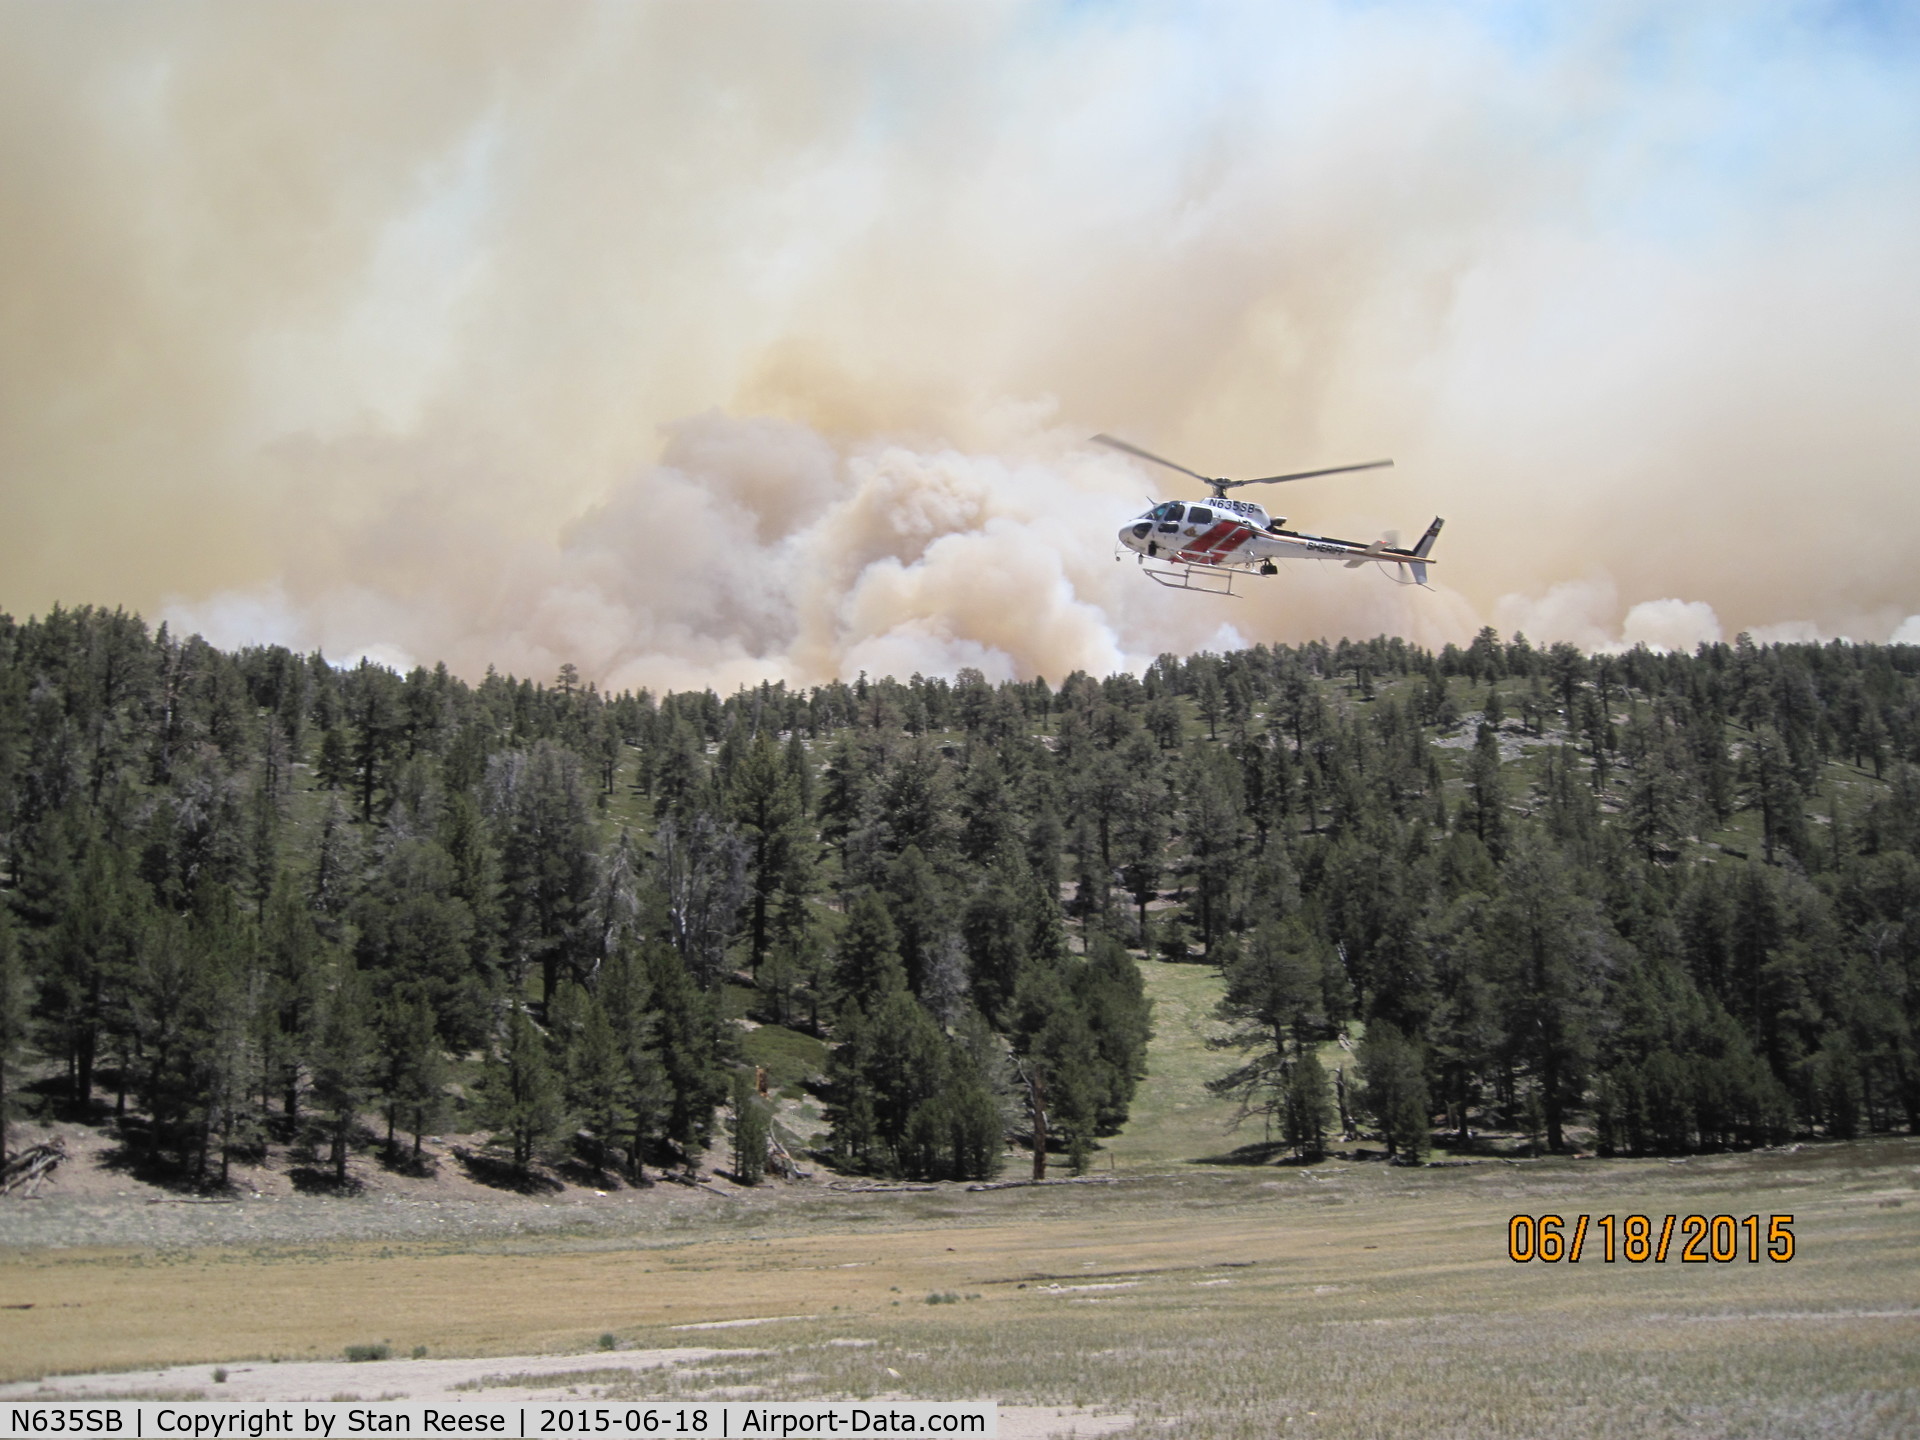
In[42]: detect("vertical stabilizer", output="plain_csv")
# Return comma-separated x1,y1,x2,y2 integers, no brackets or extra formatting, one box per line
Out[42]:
1413,516,1445,558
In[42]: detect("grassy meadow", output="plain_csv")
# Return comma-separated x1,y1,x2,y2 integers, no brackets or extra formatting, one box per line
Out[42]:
6,957,1918,1438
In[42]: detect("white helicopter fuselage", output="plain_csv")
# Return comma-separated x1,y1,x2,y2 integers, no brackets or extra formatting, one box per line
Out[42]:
1118,498,1442,584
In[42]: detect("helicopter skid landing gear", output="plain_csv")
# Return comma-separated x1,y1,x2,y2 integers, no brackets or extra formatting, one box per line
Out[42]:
1141,562,1240,597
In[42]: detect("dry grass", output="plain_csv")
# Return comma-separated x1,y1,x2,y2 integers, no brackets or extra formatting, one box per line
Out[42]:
4,1138,1917,1436
5,916,1916,1436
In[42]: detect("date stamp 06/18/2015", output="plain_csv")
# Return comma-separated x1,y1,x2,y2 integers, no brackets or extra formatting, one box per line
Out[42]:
1506,1213,1796,1264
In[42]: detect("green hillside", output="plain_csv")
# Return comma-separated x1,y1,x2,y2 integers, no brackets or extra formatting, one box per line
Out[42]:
4,608,1919,1201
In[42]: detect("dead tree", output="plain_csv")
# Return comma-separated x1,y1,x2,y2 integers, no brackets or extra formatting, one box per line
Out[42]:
2,1139,67,1197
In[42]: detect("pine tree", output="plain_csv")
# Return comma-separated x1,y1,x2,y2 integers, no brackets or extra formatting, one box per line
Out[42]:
599,946,666,1180
936,1029,1009,1181
653,812,748,991
311,962,377,1186
651,720,710,825
832,890,907,1017
828,988,968,1179
784,729,815,816
1357,1020,1430,1161
1144,694,1183,750
883,847,949,999
644,944,729,1173
1009,966,1101,1173
0,903,29,1158
130,908,197,1168
41,838,146,1111
1280,1050,1332,1160
1622,713,1694,863
1209,918,1331,1138
960,751,1020,869
562,987,629,1174
762,895,830,1033
727,1068,771,1185
437,790,503,1003
1181,745,1247,955
480,1002,565,1180
1463,724,1509,858
259,884,328,1130
1741,722,1808,865
354,836,485,1050
1482,838,1604,1152
825,1006,880,1173
345,661,401,823
962,880,1026,1023
192,891,261,1187
1115,762,1170,941
495,741,602,1007
1077,931,1153,1132
307,792,360,931
315,728,353,792
1194,665,1226,742
380,993,446,1164
729,731,807,970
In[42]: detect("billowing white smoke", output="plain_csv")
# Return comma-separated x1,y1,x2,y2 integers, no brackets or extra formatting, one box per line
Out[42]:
10,7,1919,678
170,404,1920,687
1493,575,1910,656
167,409,1470,688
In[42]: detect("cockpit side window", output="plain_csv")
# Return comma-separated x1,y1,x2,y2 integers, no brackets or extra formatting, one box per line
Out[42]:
1160,503,1184,522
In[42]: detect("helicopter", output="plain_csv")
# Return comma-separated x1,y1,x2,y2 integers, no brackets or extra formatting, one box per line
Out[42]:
1094,434,1443,597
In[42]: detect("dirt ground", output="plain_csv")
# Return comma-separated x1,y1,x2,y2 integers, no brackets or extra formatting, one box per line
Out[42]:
5,1139,1918,1438
0,1348,738,1402
0,1350,1130,1439
0,1117,795,1251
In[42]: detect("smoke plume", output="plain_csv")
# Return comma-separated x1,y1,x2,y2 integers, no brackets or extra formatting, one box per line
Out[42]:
4,4,1918,686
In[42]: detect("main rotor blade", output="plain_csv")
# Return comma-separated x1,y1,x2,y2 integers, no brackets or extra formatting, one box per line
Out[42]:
1233,459,1395,488
1090,434,1215,486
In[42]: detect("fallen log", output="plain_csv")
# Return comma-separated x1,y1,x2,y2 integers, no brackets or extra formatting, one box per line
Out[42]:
827,1181,938,1193
1,1139,67,1197
766,1137,811,1181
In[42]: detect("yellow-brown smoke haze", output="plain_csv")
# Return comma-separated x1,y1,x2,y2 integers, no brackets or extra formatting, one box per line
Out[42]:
4,3,1918,689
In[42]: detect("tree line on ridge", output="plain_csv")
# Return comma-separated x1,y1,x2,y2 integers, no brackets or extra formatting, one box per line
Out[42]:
1,607,1916,1189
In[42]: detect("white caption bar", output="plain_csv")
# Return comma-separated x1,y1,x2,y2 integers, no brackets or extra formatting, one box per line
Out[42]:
2,1404,994,1440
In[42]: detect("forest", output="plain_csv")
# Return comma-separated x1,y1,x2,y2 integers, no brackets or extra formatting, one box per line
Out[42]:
2,605,1918,1195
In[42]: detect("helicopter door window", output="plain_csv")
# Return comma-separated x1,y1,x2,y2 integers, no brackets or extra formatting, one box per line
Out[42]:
1188,507,1212,526
1156,502,1183,532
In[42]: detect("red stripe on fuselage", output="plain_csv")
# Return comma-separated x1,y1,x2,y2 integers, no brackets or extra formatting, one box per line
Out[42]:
1175,520,1239,566
1210,527,1251,555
